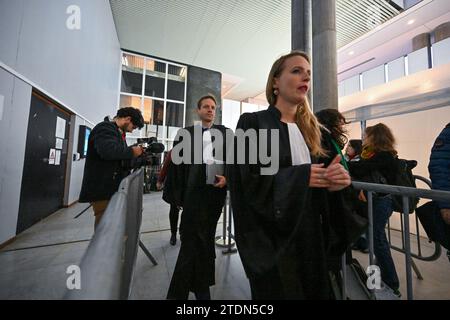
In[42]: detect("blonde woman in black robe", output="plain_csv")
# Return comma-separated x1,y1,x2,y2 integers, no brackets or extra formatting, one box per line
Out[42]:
229,51,352,299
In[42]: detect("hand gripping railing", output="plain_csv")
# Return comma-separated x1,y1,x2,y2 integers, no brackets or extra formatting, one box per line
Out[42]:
64,169,151,300
350,180,450,300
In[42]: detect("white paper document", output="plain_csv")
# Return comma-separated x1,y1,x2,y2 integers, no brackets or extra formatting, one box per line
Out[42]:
55,138,63,149
56,117,66,138
55,150,61,165
49,148,56,165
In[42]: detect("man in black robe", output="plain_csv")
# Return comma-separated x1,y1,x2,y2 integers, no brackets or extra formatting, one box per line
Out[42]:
165,95,231,300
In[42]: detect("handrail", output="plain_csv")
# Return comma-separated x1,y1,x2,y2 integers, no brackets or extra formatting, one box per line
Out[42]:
352,181,450,203
64,169,144,300
388,175,441,262
350,179,450,300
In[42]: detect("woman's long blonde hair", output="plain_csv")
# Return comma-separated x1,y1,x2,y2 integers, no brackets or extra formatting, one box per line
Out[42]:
266,51,325,157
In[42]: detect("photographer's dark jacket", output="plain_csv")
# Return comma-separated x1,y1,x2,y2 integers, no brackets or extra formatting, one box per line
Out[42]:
79,119,134,203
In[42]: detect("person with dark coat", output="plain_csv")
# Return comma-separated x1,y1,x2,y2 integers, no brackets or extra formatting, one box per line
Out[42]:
429,123,450,225
345,139,363,163
79,107,145,229
428,123,450,260
229,51,352,300
348,123,401,297
158,150,180,245
315,109,368,271
165,95,230,300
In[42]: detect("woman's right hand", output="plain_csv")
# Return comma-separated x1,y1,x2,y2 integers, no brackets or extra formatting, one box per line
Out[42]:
309,163,331,188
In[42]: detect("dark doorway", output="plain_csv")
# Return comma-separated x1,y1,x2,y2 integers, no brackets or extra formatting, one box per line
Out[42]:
17,92,71,234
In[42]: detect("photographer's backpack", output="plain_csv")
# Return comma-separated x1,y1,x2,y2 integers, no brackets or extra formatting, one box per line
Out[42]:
392,158,419,214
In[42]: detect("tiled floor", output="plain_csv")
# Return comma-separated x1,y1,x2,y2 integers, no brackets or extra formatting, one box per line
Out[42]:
0,192,449,300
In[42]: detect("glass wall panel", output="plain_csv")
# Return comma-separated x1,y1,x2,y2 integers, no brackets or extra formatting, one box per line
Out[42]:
166,102,184,128
387,57,405,82
119,52,187,143
121,53,144,95
433,37,450,67
144,59,166,98
143,98,164,125
167,65,186,101
408,47,429,75
120,94,142,109
362,65,385,90
343,75,360,95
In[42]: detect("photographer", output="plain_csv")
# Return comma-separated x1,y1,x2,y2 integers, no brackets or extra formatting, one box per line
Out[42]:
79,107,145,230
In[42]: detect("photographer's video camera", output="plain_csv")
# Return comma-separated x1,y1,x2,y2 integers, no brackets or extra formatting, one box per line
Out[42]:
136,137,165,166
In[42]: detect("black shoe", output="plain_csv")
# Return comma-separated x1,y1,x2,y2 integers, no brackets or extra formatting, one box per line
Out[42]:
170,233,176,246
194,290,211,300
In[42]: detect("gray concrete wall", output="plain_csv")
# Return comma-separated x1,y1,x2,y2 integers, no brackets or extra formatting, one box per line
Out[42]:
0,0,121,241
0,68,32,244
185,66,222,126
0,0,121,124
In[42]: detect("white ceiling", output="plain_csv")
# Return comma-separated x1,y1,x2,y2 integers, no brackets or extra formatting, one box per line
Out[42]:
109,0,442,101
337,0,450,81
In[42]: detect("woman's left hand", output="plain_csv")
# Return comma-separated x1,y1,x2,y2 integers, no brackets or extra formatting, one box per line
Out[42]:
325,155,352,192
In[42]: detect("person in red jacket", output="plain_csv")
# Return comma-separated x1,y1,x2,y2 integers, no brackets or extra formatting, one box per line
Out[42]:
157,150,180,245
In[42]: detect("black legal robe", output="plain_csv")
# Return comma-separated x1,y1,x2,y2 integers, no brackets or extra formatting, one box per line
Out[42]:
165,124,230,299
229,105,343,299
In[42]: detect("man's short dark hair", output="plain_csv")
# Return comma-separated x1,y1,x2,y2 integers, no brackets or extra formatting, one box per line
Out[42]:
116,107,144,129
197,95,217,109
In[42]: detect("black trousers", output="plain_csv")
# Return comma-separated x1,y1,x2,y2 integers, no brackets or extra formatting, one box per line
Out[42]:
169,204,180,234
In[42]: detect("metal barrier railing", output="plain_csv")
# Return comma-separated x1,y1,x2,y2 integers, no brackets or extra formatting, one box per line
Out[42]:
215,191,237,255
64,169,156,300
386,176,441,281
349,180,450,300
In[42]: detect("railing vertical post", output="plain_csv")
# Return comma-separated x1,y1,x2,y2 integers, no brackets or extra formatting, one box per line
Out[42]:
415,213,422,257
222,194,227,240
222,192,237,254
400,213,405,249
403,196,413,300
341,254,347,300
368,192,375,267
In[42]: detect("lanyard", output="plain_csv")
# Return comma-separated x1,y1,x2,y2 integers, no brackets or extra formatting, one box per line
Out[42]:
331,139,349,171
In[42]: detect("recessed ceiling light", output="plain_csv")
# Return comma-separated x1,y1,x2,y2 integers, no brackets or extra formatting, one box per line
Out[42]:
408,19,415,25
349,51,355,56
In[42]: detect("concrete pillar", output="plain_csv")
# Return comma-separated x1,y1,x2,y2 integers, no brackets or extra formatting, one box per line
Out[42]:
434,22,450,42
312,0,338,111
291,0,313,104
291,0,312,57
412,33,430,51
